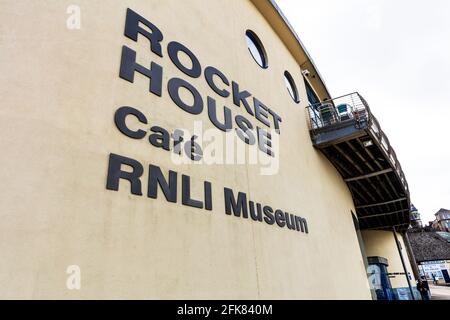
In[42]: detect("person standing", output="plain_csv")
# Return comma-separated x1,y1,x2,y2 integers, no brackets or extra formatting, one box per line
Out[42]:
417,277,430,300
422,276,431,300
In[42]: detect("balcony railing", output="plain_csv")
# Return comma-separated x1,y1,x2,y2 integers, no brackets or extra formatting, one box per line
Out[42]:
307,92,369,132
306,92,410,229
306,92,408,194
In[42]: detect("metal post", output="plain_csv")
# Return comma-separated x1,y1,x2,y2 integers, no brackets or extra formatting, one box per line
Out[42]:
393,227,415,300
403,231,420,280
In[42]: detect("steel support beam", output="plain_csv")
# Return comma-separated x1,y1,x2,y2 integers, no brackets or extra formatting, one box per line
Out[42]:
393,227,415,300
368,223,409,230
356,197,407,209
403,232,420,281
358,209,409,219
345,168,393,182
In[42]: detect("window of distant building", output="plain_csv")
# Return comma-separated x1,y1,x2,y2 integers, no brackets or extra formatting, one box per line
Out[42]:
245,30,268,69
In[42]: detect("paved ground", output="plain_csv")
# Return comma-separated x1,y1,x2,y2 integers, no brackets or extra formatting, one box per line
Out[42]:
430,284,450,300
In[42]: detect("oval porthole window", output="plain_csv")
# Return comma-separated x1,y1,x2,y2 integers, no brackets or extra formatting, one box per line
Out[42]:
284,71,300,103
245,30,268,69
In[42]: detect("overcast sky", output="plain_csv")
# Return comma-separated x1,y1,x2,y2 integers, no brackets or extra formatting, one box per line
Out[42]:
276,0,450,224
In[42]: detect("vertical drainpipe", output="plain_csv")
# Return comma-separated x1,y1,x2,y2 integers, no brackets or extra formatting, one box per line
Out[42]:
392,227,415,300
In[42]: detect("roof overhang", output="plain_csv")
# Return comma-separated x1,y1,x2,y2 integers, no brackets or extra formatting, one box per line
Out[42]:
250,0,332,101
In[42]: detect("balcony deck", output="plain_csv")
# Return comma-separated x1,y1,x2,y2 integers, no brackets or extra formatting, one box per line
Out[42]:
307,93,411,231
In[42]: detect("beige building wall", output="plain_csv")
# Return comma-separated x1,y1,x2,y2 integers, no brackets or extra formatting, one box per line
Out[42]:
0,0,371,299
362,230,416,288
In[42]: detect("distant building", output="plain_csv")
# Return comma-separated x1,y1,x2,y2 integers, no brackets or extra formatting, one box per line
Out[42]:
410,204,422,228
407,229,450,284
431,208,450,232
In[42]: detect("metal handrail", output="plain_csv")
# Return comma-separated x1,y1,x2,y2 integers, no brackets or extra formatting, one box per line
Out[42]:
306,92,409,194
307,92,370,132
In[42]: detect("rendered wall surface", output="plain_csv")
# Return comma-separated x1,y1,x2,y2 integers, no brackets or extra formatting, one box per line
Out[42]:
362,230,416,289
0,0,371,299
